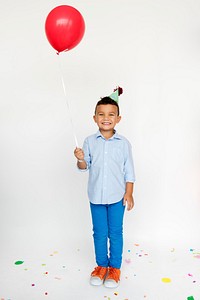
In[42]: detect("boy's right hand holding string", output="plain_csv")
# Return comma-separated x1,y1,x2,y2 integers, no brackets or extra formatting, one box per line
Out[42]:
74,147,87,169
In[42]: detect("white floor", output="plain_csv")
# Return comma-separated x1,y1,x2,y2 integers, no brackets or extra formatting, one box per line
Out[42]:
0,236,199,300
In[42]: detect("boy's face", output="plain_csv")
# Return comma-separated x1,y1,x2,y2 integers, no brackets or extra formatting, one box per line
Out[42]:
93,104,121,133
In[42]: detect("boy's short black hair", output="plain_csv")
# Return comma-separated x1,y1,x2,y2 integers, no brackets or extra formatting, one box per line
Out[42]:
94,97,120,116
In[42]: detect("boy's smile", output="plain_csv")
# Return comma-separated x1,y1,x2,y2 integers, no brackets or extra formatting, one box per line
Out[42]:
93,104,121,138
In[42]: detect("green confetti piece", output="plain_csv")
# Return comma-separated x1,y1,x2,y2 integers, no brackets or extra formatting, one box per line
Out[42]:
187,297,195,300
15,260,24,265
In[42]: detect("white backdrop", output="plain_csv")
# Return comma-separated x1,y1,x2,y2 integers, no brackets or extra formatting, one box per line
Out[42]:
0,0,200,258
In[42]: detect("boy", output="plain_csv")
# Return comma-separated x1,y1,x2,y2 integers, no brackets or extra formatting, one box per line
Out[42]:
74,91,135,288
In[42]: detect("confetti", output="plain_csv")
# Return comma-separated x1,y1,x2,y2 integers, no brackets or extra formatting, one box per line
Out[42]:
125,258,131,264
194,255,200,259
128,250,131,252
31,284,35,287
187,297,194,300
188,273,193,277
162,277,171,283
114,292,118,296
15,261,24,265
134,243,140,246
45,292,48,296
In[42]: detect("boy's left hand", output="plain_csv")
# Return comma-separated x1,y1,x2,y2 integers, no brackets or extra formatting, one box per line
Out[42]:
123,194,134,211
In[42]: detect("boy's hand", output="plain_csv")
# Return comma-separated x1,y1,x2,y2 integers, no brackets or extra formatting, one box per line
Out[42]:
74,147,85,161
123,194,134,211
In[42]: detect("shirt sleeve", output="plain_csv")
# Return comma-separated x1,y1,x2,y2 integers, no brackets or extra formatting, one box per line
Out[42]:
124,140,136,183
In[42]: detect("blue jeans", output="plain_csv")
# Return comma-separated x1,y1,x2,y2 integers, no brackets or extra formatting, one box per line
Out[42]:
90,199,125,269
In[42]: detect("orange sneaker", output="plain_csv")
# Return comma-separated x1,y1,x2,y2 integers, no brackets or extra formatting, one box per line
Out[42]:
104,267,121,288
90,266,108,286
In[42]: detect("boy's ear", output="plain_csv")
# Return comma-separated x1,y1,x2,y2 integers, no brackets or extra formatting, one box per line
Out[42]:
117,115,121,123
93,115,97,123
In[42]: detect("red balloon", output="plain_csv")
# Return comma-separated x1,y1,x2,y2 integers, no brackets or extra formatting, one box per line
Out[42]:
45,5,85,53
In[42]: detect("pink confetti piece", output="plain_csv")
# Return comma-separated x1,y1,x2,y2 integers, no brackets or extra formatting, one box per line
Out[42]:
125,258,131,264
188,273,193,277
194,255,200,259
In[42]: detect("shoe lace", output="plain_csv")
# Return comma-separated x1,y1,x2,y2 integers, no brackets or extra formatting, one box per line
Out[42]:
107,267,120,282
92,266,107,279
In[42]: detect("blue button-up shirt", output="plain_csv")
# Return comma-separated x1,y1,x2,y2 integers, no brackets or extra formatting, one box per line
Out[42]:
80,130,136,205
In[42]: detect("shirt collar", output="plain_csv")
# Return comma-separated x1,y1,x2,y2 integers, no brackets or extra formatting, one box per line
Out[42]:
95,130,121,140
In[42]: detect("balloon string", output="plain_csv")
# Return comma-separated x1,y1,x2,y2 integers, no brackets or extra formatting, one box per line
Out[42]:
57,55,79,148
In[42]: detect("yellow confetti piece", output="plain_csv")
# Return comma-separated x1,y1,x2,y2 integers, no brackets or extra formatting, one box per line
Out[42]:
162,277,171,283
114,292,118,295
